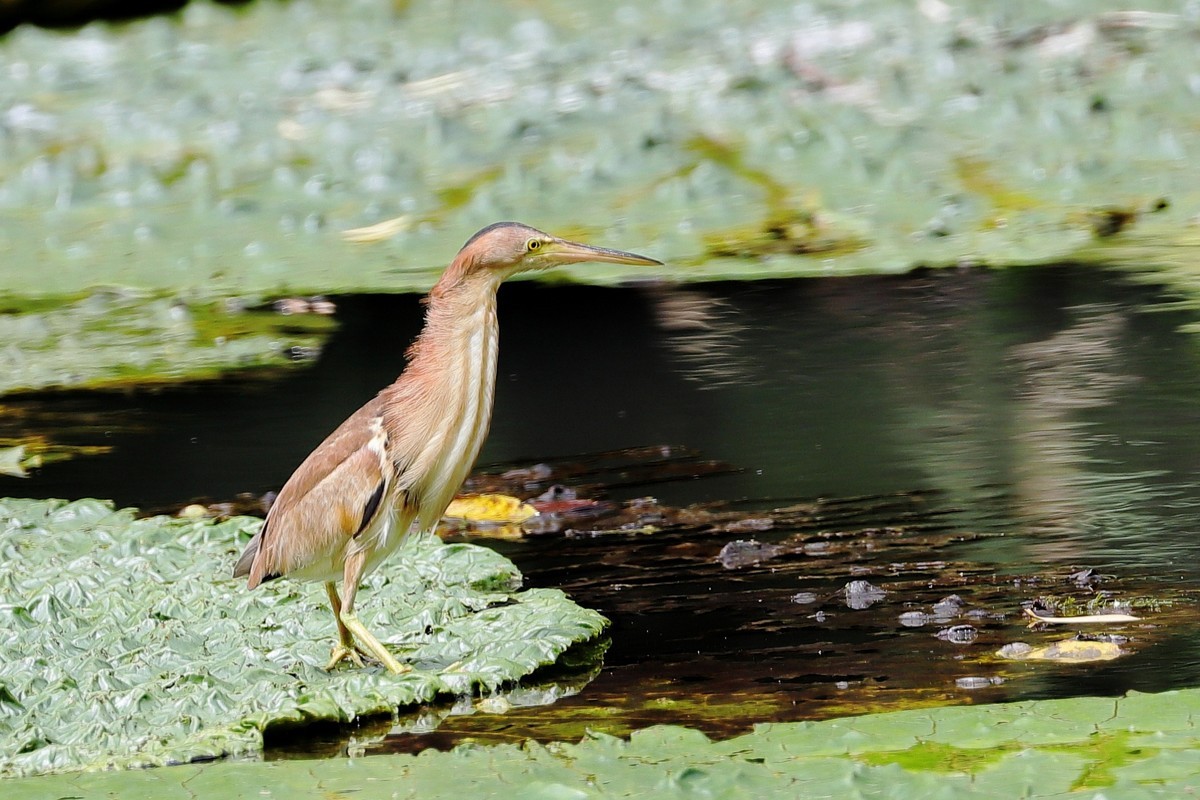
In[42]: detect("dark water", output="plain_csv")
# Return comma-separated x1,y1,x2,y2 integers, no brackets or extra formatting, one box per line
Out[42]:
8,263,1200,752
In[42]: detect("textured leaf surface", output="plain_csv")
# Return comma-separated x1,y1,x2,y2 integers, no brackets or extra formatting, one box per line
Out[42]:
0,0,1197,303
8,688,1200,798
0,292,333,395
0,498,607,777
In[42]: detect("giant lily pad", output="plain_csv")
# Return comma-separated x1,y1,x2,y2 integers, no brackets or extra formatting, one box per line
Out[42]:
0,1,1199,303
0,291,333,395
8,688,1200,798
0,498,607,777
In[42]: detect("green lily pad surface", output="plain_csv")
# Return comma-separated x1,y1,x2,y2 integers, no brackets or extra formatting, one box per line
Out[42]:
0,498,607,777
8,689,1200,798
0,291,334,395
1,0,1198,302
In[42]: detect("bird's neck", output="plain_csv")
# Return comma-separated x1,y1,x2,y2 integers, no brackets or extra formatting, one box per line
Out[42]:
414,270,503,366
383,269,503,527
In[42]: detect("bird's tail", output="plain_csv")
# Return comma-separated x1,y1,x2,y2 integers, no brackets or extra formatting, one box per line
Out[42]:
232,531,261,583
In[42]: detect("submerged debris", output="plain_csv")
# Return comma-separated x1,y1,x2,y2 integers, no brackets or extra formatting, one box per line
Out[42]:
1078,632,1131,646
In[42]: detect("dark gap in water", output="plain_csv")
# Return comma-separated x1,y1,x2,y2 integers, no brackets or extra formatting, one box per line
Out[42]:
7,264,1200,757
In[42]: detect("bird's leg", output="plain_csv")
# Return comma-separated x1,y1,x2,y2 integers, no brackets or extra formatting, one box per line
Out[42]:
324,582,368,670
332,551,410,674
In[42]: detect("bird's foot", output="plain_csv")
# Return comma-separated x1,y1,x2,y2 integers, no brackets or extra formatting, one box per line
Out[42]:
326,643,369,670
374,648,412,675
337,612,413,674
326,642,411,674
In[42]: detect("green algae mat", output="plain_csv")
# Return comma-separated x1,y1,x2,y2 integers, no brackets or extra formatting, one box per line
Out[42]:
0,498,606,777
8,689,1200,798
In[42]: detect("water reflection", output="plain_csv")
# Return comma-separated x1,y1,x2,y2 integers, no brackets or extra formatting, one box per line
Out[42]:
646,285,752,389
1007,303,1138,556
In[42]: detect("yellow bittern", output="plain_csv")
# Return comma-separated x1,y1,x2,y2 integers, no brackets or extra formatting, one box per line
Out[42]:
233,222,660,673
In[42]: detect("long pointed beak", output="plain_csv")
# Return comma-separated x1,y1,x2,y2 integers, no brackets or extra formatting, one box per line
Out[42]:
545,238,663,266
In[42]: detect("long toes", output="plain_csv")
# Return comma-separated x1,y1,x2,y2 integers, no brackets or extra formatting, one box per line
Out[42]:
326,645,366,670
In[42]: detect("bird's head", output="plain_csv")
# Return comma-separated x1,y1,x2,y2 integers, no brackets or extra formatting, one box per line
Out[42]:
453,221,662,279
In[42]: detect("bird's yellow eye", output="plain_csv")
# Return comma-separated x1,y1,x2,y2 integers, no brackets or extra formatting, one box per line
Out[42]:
525,238,541,252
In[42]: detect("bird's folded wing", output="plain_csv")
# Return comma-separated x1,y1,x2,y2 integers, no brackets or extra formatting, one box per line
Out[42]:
237,398,391,586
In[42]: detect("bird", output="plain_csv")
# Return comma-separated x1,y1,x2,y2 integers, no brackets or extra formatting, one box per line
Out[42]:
233,222,661,673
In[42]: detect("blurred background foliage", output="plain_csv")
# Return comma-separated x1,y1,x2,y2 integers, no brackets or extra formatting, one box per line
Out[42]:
2,0,1198,390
